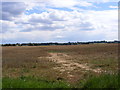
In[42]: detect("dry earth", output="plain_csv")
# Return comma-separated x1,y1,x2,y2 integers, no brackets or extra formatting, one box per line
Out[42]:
3,44,118,83
38,52,106,81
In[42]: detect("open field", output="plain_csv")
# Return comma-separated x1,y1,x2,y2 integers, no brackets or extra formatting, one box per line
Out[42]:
2,43,119,88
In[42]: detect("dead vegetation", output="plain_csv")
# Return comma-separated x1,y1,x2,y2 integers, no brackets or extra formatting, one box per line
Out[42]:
2,44,118,83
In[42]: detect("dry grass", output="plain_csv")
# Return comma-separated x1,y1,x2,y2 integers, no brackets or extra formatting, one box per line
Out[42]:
2,44,118,84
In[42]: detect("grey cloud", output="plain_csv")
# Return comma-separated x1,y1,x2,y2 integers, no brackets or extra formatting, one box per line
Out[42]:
29,14,52,24
29,18,52,24
29,11,66,25
21,24,64,32
1,2,26,21
79,22,94,31
39,25,64,30
49,13,65,21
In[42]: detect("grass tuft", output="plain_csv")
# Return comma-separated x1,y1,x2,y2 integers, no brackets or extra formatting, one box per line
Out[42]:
78,74,119,88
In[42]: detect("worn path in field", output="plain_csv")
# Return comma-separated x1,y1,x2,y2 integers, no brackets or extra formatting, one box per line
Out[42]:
48,53,104,75
38,52,105,82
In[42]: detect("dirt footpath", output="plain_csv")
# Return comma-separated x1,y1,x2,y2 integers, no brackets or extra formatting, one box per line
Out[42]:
38,53,105,82
48,53,104,74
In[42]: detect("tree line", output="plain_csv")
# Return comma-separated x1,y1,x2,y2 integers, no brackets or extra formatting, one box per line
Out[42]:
1,40,120,46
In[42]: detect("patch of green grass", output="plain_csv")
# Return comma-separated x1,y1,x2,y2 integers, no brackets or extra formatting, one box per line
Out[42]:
48,51,66,53
0,78,2,89
78,74,119,88
3,74,120,88
2,76,71,88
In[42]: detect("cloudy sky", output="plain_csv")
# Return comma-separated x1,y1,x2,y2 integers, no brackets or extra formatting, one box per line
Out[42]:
1,0,118,44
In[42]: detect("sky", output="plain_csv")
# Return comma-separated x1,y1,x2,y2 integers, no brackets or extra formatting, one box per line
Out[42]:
0,0,118,44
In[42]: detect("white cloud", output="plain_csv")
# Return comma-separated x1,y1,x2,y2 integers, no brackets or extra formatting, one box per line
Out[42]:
47,0,93,8
1,20,18,33
2,0,119,2
86,10,118,40
109,6,118,9
46,0,77,8
1,1,118,43
76,1,93,7
22,0,93,11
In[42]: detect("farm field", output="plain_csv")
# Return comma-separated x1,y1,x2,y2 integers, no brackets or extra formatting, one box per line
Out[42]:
2,43,119,88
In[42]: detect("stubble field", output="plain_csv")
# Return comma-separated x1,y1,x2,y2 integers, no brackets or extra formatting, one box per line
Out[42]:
2,43,119,88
